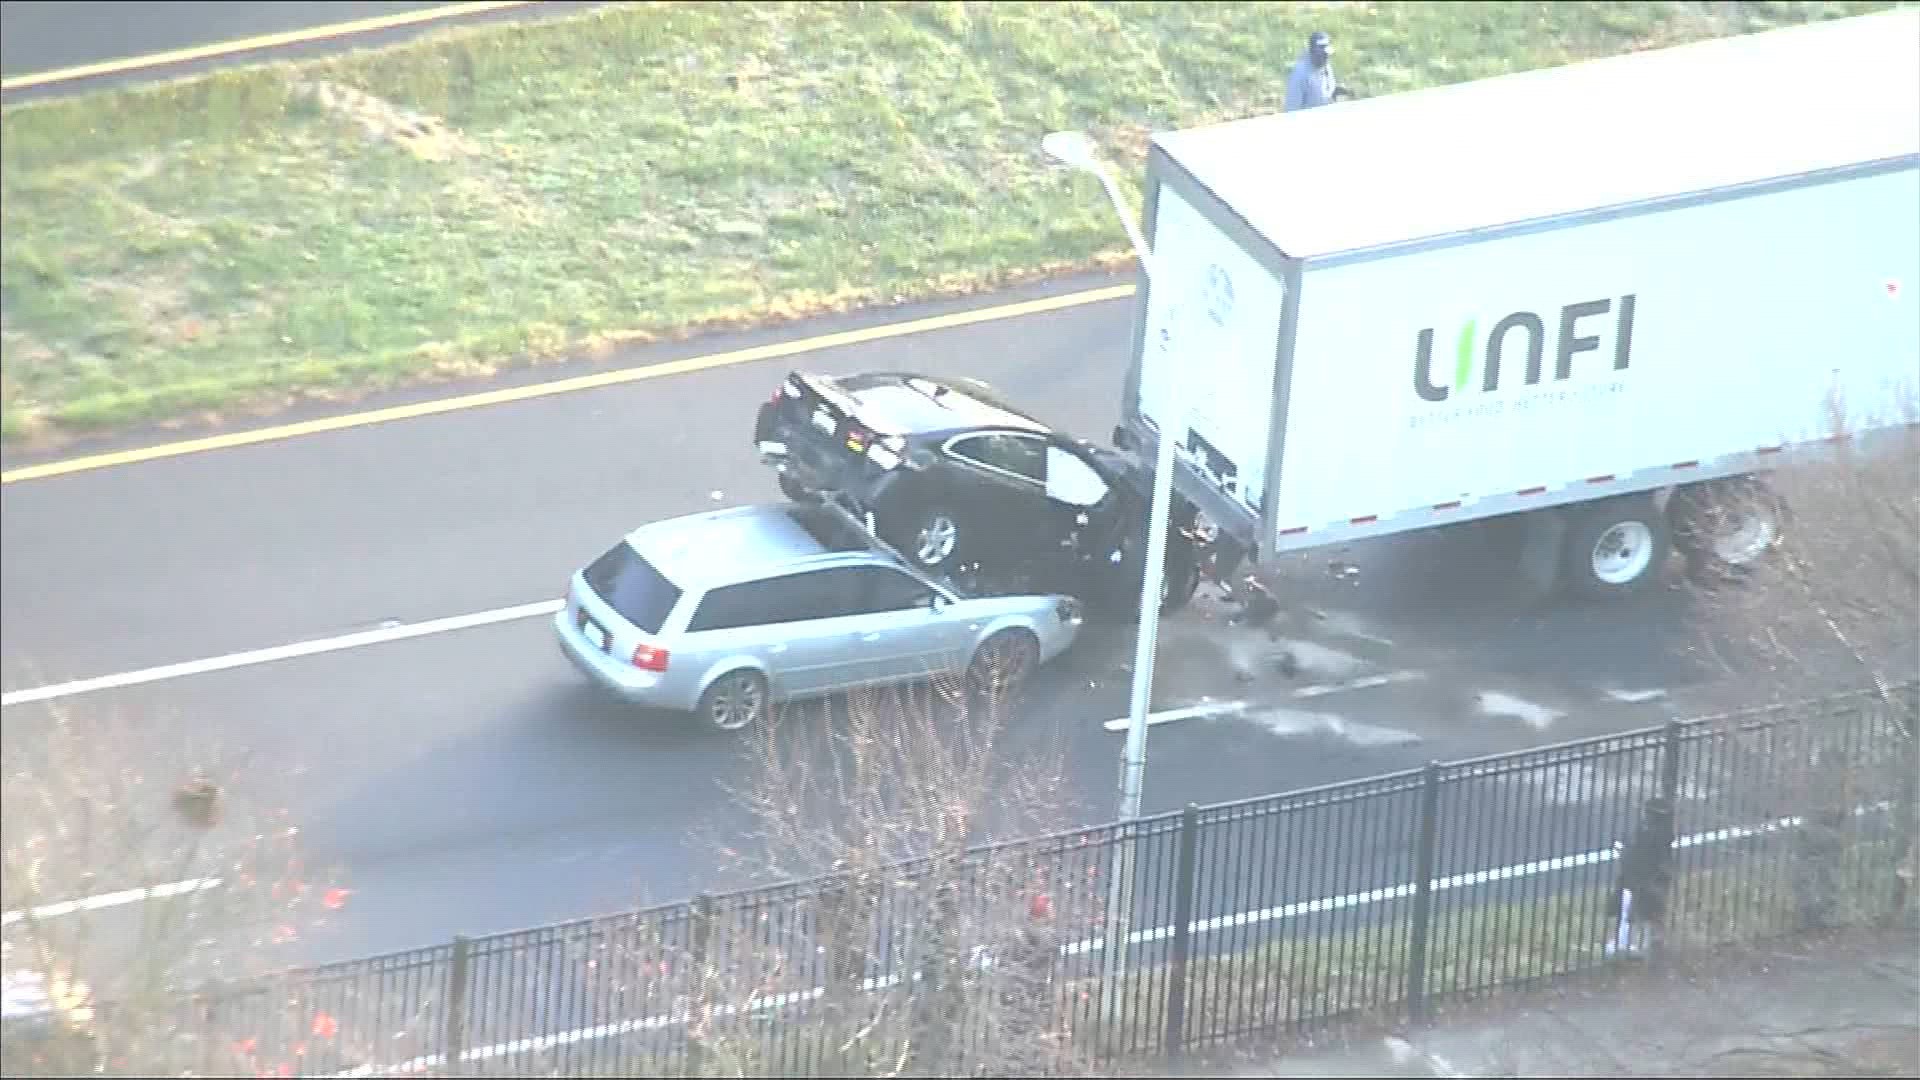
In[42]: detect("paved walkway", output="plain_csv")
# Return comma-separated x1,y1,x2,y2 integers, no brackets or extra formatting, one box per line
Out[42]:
1149,926,1919,1078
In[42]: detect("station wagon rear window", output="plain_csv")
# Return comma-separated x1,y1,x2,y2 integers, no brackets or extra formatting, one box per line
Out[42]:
583,542,682,634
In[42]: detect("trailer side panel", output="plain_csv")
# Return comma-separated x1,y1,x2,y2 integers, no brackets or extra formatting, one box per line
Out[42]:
1269,164,1919,551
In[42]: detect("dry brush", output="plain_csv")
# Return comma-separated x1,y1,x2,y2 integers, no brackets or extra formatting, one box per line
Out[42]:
654,670,1106,1077
1680,397,1920,932
0,702,391,1077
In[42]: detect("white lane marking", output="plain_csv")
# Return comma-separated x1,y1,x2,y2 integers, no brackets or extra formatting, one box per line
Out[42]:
0,599,564,708
1101,701,1249,732
1385,1036,1422,1068
1292,669,1425,699
1247,707,1422,748
1605,687,1669,704
1310,609,1397,649
1502,757,1720,807
335,801,1890,1077
1273,639,1371,681
2,877,223,926
1476,690,1565,729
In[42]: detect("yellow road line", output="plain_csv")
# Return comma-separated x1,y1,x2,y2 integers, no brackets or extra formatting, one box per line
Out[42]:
0,1,536,92
1,284,1138,485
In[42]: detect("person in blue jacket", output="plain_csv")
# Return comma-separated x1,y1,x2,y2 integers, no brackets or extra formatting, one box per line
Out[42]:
1286,31,1351,111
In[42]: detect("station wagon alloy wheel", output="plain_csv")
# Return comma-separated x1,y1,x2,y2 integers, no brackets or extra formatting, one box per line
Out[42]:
968,630,1038,701
700,671,767,733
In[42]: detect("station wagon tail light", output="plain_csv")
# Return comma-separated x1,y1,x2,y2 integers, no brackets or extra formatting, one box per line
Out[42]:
631,643,670,672
866,434,906,471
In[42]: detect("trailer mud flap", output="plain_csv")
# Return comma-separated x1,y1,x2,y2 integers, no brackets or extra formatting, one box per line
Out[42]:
1517,509,1567,604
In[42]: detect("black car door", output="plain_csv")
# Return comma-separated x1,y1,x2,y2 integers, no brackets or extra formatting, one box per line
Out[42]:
938,430,1056,561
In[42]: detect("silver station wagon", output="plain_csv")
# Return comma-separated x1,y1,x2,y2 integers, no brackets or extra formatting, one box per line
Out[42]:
554,502,1084,732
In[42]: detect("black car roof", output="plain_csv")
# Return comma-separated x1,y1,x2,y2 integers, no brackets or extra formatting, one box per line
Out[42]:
828,372,1053,437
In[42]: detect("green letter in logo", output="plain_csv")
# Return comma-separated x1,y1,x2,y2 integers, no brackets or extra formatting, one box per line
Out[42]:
1453,320,1477,392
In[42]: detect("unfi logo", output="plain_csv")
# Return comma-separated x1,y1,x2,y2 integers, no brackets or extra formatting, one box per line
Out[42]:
1413,295,1638,403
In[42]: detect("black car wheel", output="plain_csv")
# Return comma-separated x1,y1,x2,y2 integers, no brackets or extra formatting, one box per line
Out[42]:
776,472,815,503
891,504,966,571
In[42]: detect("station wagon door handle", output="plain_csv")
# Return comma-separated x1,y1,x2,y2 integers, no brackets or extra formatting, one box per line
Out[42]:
859,632,882,642
769,644,787,654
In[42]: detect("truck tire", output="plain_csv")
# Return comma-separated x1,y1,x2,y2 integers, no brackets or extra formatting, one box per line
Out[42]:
1668,476,1783,586
1561,494,1671,600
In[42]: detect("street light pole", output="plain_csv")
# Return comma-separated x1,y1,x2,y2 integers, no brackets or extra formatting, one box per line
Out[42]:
1042,130,1188,1007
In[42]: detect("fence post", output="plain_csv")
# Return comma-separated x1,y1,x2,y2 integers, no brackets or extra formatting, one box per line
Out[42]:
1162,803,1202,1058
1404,761,1443,1022
444,934,472,1076
197,979,220,1077
1660,719,1683,807
684,894,713,1080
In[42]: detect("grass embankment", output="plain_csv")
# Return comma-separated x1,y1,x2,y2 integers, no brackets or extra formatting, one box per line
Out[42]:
0,1,1894,443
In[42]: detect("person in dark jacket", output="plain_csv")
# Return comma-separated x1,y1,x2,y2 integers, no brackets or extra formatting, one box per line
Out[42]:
1608,795,1677,951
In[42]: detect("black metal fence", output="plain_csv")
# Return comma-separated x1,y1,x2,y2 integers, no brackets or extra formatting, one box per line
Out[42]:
104,683,1920,1075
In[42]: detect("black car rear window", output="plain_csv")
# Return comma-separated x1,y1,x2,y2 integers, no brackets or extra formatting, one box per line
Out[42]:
583,541,682,633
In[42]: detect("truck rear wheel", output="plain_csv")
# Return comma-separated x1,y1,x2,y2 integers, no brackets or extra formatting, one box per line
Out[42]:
1561,494,1671,600
1668,476,1783,586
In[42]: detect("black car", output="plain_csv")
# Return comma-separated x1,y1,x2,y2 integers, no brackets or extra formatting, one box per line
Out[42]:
752,370,1202,612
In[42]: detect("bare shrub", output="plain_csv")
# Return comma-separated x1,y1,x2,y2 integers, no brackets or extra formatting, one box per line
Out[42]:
663,672,1104,1077
1686,398,1918,706
0,701,363,1077
1682,398,1920,934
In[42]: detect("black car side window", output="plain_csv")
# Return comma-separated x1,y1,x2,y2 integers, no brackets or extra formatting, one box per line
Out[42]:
950,433,1046,484
998,435,1047,482
845,566,935,614
947,435,992,471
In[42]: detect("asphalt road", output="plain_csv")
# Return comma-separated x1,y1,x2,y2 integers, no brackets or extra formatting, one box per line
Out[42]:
0,1,598,97
0,270,1744,967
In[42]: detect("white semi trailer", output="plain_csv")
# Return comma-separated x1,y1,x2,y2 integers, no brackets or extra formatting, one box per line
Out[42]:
1116,9,1919,600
